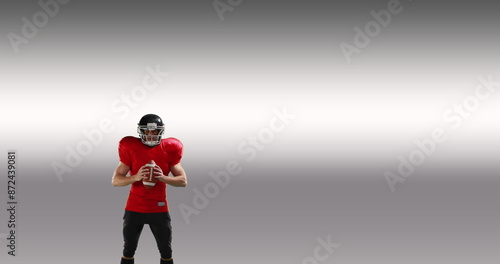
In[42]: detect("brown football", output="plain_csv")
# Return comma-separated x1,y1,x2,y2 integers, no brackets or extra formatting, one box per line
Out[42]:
143,160,157,189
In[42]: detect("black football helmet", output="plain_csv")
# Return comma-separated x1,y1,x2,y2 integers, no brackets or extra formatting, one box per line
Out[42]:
137,114,165,147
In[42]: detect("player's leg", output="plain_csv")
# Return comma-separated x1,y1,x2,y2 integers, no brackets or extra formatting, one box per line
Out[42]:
148,212,173,264
121,256,135,264
121,210,145,264
160,257,174,264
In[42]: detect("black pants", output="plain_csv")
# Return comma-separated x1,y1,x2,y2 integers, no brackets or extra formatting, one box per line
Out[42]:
122,210,172,259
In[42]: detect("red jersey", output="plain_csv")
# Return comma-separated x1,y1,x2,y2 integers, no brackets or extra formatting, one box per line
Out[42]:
118,136,183,213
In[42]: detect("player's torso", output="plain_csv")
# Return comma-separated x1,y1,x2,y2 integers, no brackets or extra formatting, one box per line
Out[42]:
122,137,182,212
125,137,173,175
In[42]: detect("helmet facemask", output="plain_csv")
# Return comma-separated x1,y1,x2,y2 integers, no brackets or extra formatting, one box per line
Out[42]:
138,122,165,147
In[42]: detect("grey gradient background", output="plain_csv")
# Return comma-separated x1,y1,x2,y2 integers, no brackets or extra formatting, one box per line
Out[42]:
1,0,499,263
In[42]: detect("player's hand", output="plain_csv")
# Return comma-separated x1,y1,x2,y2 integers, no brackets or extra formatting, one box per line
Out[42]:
153,165,167,180
131,165,149,182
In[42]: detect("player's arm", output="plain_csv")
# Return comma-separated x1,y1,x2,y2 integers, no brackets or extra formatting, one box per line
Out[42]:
154,163,187,187
112,162,148,187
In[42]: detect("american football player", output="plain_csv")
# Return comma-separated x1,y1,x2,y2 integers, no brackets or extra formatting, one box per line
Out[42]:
112,114,187,264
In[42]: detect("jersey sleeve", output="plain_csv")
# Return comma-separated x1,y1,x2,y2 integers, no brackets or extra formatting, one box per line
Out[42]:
166,138,183,167
118,137,133,167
